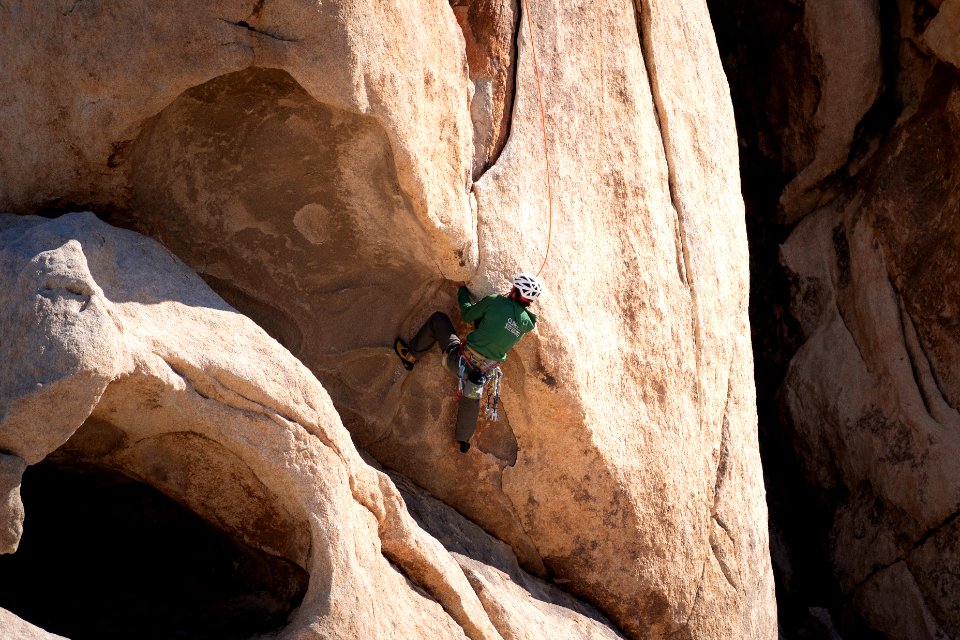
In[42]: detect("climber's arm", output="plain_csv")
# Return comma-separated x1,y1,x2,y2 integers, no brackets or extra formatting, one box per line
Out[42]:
458,286,493,323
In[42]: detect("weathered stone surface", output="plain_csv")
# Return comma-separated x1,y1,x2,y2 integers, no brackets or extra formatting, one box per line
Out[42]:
779,0,883,221
0,454,27,554
925,0,960,68
0,1,775,638
0,0,476,281
451,0,519,179
709,0,960,634
0,213,501,639
779,78,960,638
394,471,628,640
0,609,67,640
470,0,775,637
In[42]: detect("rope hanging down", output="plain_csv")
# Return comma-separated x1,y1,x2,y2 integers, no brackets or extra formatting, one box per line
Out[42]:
521,0,554,278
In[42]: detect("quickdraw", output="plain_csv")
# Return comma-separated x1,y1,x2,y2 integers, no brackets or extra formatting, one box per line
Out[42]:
484,368,503,421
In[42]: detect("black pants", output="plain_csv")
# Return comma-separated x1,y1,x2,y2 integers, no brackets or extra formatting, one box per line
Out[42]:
408,312,481,442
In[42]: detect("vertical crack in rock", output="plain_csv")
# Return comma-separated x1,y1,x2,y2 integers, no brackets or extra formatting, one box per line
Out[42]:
451,0,521,179
633,0,705,439
896,285,960,423
632,3,689,288
709,362,740,591
711,362,735,509
488,0,521,174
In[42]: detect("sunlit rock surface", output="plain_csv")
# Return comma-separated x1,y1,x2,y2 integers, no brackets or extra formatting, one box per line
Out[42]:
0,1,774,638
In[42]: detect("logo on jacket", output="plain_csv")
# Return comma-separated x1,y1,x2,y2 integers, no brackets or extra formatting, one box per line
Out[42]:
505,318,521,337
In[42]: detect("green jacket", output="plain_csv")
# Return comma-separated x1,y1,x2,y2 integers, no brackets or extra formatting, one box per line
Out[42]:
458,286,537,361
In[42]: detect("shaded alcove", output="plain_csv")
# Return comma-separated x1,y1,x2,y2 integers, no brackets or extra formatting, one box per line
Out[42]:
117,66,442,447
0,458,308,640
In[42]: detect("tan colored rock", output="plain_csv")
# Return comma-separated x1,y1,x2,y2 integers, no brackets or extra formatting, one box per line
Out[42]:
394,471,627,640
0,0,475,281
451,0,519,178
779,0,883,221
471,0,775,636
0,213,501,640
0,453,26,554
0,609,67,640
780,84,960,637
925,0,960,68
0,1,776,638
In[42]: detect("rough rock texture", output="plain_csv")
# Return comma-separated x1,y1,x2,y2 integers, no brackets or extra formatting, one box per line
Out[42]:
0,1,775,639
392,471,626,640
779,0,883,221
0,0,476,281
0,609,67,640
451,0,519,179
709,0,960,637
924,0,960,68
780,78,960,638
470,0,774,636
0,213,500,640
0,454,27,554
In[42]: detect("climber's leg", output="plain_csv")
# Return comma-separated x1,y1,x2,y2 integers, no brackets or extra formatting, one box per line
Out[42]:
454,365,487,451
409,312,458,358
454,395,481,450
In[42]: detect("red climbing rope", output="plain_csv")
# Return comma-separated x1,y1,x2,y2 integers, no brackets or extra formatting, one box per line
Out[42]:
521,0,554,278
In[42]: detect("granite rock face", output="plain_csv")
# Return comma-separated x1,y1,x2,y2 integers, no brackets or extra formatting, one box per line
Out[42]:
0,213,627,640
0,213,494,639
709,0,960,636
0,1,774,638
0,454,26,554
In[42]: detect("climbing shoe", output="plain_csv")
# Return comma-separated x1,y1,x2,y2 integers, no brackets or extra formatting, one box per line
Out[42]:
458,440,471,454
441,339,461,370
394,337,417,371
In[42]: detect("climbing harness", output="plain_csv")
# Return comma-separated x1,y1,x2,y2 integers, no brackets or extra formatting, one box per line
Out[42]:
522,0,554,278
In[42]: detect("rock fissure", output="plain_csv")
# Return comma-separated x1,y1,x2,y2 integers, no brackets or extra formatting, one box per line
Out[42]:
633,0,705,436
485,0,521,175
632,2,688,289
711,360,735,509
844,505,960,602
910,507,960,555
896,287,960,422
833,297,869,368
710,536,738,591
219,17,300,43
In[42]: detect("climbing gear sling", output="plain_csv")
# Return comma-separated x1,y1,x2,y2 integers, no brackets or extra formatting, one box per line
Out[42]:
454,344,504,421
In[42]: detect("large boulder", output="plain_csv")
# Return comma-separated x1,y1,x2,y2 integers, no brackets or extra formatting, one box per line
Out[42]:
0,1,775,638
781,74,960,638
0,212,626,639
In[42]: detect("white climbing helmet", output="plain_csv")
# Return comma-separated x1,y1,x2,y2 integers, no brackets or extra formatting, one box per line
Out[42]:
512,273,544,300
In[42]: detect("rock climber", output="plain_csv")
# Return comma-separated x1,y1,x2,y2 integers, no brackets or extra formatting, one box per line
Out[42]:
393,273,543,453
